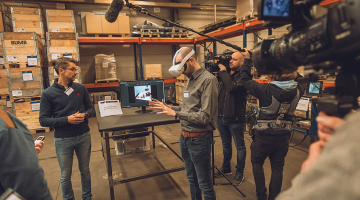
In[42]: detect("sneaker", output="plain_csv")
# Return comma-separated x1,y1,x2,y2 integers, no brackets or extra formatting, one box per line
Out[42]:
214,167,233,177
234,173,244,185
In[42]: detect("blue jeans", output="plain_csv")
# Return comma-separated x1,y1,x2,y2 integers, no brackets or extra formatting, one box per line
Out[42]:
217,116,246,174
179,133,216,200
55,131,92,200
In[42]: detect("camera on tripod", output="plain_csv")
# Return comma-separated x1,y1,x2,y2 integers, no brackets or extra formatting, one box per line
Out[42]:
205,50,234,73
253,0,360,116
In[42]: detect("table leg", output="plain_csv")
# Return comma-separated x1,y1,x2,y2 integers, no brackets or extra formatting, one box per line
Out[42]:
105,132,115,200
152,126,155,150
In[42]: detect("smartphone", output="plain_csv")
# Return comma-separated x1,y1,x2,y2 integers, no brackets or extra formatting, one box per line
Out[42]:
34,136,45,146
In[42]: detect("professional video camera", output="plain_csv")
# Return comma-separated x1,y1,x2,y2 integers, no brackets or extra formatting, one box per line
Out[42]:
253,0,360,117
205,50,234,73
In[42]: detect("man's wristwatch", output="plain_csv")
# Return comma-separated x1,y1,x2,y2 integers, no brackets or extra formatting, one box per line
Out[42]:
175,113,179,119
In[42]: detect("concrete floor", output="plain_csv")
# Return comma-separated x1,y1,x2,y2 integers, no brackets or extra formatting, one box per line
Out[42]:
34,116,310,200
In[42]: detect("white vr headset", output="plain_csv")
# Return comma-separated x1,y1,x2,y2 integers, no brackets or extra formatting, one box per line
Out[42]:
168,47,195,77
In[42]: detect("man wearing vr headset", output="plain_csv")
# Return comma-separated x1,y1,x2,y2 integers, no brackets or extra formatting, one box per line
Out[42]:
215,49,251,185
150,47,218,200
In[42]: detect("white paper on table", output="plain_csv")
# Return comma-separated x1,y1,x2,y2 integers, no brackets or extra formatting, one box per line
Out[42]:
12,90,22,97
27,57,38,66
0,57,4,65
98,100,123,117
6,100,12,108
52,54,61,60
296,97,310,111
22,71,33,81
31,101,40,111
52,28,60,32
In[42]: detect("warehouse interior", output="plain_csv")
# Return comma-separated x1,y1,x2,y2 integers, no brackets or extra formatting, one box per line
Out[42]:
0,0,350,200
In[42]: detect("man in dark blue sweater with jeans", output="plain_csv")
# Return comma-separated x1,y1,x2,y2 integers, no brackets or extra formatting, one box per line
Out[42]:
40,57,95,200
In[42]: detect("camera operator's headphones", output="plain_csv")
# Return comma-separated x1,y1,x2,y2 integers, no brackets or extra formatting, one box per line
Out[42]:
168,47,195,77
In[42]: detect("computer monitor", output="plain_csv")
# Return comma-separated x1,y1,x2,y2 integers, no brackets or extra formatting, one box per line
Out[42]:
120,80,165,113
307,81,323,97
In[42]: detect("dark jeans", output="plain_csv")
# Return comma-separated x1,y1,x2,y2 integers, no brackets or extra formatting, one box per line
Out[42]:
217,116,246,174
55,131,92,200
179,133,216,200
250,136,289,200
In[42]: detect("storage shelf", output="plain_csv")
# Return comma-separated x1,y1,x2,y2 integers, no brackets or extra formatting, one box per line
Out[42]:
79,37,194,45
84,82,120,89
320,0,340,7
195,19,266,43
79,37,139,45
79,20,266,45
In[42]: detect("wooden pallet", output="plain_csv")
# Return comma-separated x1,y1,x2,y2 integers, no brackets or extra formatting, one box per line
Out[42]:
11,96,41,103
95,79,120,83
140,33,161,38
144,77,161,80
29,127,50,134
169,34,189,38
0,95,9,99
177,79,187,84
94,34,126,37
140,29,160,33
239,12,257,22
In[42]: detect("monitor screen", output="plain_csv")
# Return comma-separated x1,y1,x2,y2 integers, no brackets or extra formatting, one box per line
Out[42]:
120,80,165,108
307,81,323,97
263,0,291,17
308,82,321,94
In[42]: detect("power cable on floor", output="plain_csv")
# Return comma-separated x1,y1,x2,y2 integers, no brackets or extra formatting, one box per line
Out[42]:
289,135,308,147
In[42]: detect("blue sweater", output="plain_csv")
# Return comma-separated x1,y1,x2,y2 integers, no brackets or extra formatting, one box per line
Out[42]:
39,79,95,138
0,111,52,200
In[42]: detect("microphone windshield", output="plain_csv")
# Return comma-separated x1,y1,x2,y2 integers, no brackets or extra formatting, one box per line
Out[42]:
105,0,124,23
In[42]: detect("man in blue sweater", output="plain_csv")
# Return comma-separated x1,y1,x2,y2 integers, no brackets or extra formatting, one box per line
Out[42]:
40,57,95,200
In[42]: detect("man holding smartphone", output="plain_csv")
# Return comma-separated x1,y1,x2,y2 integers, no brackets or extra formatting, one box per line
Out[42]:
40,57,95,200
0,109,52,200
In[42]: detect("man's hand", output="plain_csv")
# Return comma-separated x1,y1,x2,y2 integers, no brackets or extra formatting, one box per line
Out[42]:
218,64,227,71
300,111,344,173
316,111,344,146
67,111,85,124
35,141,44,154
243,48,251,59
149,98,176,117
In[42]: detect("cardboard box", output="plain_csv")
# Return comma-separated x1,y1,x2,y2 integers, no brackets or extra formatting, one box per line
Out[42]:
143,64,162,80
85,14,130,35
236,0,258,22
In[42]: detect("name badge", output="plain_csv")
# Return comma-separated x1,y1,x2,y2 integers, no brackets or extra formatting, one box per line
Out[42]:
64,87,74,96
184,91,189,98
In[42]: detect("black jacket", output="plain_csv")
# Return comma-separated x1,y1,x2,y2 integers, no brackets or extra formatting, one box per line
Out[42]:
39,79,95,138
218,59,252,122
241,63,307,141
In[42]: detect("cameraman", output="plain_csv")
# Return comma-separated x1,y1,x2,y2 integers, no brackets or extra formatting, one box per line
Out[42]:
276,111,360,200
240,61,306,200
215,50,251,185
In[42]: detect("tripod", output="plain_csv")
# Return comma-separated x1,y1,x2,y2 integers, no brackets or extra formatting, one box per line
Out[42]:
211,131,246,197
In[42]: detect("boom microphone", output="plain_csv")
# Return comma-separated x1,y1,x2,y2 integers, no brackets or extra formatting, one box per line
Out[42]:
105,0,124,23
